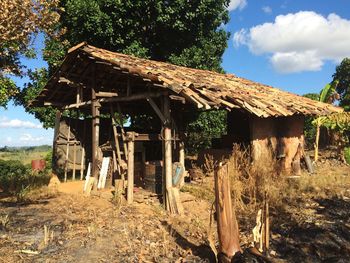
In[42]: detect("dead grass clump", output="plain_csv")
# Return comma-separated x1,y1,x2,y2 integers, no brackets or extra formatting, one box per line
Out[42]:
228,144,288,213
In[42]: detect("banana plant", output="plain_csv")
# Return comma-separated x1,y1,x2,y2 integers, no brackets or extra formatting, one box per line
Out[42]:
313,112,350,162
314,81,339,161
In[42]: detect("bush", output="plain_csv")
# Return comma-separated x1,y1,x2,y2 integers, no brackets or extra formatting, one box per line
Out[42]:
0,159,50,196
345,147,350,164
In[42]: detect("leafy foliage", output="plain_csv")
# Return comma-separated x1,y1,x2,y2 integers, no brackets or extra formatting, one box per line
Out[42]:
313,112,350,132
333,58,350,111
0,160,50,195
0,0,61,107
302,93,319,147
344,147,350,165
19,0,231,151
185,110,227,153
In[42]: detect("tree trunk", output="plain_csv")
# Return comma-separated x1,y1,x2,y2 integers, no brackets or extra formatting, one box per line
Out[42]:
215,163,241,262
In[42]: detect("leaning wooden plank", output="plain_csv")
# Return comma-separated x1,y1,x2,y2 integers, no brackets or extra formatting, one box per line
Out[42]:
84,177,95,196
83,162,91,192
172,188,184,215
98,157,110,189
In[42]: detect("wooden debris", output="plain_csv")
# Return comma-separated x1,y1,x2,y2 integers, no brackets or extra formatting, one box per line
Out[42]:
214,163,241,260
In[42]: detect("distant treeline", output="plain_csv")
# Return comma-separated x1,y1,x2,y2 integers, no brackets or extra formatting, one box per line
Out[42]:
0,145,52,152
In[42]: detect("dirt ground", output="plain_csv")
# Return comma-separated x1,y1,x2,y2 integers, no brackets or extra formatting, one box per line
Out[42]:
0,154,349,263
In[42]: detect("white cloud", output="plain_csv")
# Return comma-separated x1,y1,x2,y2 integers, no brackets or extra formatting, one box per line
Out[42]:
233,11,350,73
19,133,44,142
0,117,42,129
228,0,247,11
262,6,272,14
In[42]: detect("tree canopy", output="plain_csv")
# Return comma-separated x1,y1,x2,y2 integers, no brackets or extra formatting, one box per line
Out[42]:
0,0,61,108
333,58,350,111
17,0,231,149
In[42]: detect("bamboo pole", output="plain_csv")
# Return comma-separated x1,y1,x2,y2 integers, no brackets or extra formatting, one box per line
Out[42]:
127,132,135,204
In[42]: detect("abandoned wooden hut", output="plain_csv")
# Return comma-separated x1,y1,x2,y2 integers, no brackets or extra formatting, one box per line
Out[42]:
31,42,341,212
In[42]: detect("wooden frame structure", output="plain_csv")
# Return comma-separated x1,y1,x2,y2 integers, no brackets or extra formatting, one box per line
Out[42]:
31,43,342,213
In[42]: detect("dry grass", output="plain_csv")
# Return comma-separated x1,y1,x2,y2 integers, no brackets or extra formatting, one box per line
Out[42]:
187,144,350,216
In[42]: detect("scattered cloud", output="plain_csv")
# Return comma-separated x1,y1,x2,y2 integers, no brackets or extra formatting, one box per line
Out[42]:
262,6,272,14
227,0,247,11
0,117,42,129
19,133,44,142
233,11,350,73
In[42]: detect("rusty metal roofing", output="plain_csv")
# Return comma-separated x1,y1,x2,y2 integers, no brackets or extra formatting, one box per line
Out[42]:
37,43,343,117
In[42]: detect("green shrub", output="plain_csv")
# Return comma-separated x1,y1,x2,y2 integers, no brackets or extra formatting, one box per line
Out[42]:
345,147,350,164
0,159,50,195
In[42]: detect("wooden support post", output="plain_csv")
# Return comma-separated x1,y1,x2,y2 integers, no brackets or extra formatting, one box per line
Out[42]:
80,120,86,180
64,119,71,182
215,163,241,261
127,132,135,204
52,111,61,170
72,143,77,180
91,70,100,190
80,147,85,180
179,141,185,185
163,96,173,211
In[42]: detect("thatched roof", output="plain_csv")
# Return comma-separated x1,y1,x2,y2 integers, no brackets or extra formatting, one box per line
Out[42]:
32,42,342,117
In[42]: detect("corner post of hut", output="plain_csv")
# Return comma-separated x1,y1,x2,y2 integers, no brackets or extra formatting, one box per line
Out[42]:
91,68,101,190
127,131,135,204
162,95,173,211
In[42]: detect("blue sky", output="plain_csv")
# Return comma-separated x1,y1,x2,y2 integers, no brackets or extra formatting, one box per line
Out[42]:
1,0,350,147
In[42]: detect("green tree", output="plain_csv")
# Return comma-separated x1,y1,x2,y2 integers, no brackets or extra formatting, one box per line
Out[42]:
0,0,61,108
302,93,319,148
333,58,350,111
313,82,339,161
19,0,232,152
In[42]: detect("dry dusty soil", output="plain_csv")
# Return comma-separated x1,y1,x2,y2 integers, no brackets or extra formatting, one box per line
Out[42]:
0,160,350,263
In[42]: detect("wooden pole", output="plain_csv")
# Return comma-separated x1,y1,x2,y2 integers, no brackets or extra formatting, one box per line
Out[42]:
127,132,135,204
215,163,241,261
72,143,77,180
52,111,61,171
91,68,100,190
179,141,185,185
80,120,86,180
64,119,71,182
163,96,173,211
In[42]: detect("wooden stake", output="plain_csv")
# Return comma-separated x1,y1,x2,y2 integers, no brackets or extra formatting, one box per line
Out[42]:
127,132,135,204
